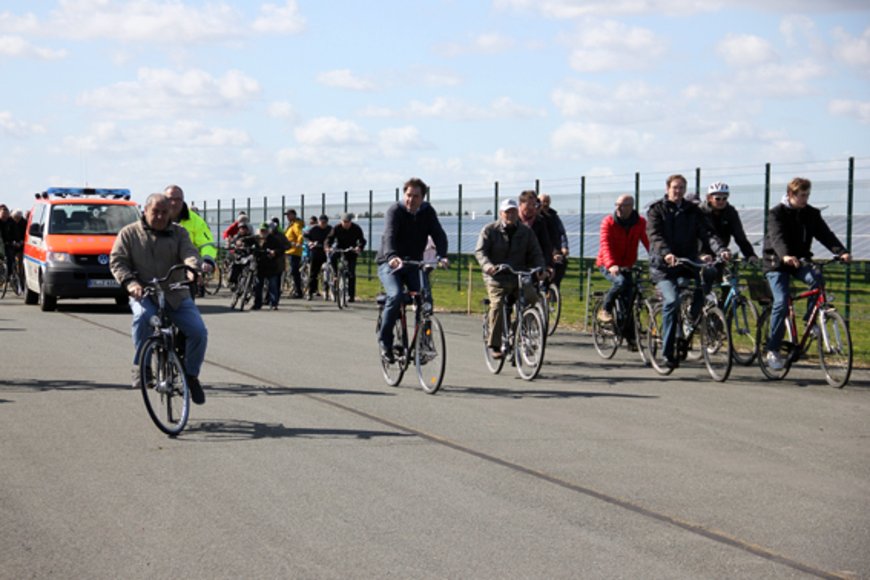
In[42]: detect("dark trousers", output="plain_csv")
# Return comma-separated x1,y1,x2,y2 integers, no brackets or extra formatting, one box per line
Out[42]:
309,251,326,295
255,273,281,308
288,255,303,296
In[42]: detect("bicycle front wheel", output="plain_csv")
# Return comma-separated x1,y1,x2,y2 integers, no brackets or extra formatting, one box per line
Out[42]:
701,306,732,382
756,307,792,381
516,307,546,380
647,303,674,376
202,265,222,295
380,317,407,386
416,316,446,394
728,296,759,365
139,338,190,436
591,296,619,360
336,271,348,310
482,304,505,374
817,309,852,388
546,285,561,336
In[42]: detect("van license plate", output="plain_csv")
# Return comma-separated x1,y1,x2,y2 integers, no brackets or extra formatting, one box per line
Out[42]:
88,279,120,288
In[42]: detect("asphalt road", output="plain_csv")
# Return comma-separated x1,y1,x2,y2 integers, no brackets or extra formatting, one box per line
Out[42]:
1,294,868,579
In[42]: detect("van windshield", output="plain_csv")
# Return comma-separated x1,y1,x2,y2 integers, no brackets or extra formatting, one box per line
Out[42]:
48,204,139,235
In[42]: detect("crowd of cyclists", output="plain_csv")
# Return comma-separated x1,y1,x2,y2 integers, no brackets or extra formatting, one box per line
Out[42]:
0,204,27,291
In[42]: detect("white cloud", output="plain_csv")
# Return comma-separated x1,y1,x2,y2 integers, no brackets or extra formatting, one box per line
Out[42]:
551,122,653,156
378,126,433,157
829,99,870,123
61,120,250,153
0,111,46,138
566,20,664,72
78,68,261,118
294,117,369,147
833,26,870,69
361,96,543,121
267,101,296,120
552,80,665,123
316,69,376,91
252,1,306,34
717,34,778,67
439,32,515,57
0,35,66,59
493,0,718,18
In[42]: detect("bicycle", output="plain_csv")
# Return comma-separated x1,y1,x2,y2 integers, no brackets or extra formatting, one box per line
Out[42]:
2,250,24,299
229,246,259,311
647,258,732,382
537,278,562,337
756,257,852,388
200,259,222,296
327,247,355,310
135,264,197,436
718,260,761,365
592,265,654,365
482,265,547,381
375,259,447,394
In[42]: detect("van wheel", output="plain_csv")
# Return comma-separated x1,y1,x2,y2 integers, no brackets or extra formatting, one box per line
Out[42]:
40,282,57,311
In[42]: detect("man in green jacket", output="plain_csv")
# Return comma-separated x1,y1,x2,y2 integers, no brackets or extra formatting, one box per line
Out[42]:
163,184,217,274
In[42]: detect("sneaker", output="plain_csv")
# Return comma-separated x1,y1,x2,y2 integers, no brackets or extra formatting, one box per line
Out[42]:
660,357,678,370
186,375,206,405
131,365,154,389
489,347,503,360
765,351,784,371
597,308,613,323
379,341,395,364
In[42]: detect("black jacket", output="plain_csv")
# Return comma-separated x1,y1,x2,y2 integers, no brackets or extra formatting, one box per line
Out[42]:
256,232,290,277
327,223,367,251
304,225,332,257
699,202,757,259
647,196,724,282
762,201,846,273
376,202,447,264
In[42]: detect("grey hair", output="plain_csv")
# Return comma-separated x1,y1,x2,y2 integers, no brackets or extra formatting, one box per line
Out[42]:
144,193,168,209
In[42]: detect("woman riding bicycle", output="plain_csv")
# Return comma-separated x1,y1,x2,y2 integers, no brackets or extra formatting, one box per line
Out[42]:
475,198,545,360
762,177,850,371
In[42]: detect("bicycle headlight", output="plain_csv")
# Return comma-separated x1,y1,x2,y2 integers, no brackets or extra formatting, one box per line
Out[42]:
149,315,161,328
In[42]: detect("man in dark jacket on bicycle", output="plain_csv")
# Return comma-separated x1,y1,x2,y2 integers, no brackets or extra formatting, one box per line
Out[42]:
377,177,448,362
110,194,208,404
326,212,367,302
762,177,850,370
647,174,729,369
475,198,545,359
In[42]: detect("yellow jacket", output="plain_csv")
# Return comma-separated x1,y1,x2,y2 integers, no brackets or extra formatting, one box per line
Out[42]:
178,205,218,263
284,218,304,257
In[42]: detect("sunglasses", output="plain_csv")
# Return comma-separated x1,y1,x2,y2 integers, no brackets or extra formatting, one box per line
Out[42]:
711,195,729,202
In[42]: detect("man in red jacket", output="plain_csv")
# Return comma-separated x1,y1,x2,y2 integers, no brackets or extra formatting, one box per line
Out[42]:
595,194,650,324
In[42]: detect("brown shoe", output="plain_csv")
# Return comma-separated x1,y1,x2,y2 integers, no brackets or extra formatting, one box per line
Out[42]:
597,308,613,323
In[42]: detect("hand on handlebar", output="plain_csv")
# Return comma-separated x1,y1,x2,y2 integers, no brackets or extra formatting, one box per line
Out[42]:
128,281,144,300
664,253,678,267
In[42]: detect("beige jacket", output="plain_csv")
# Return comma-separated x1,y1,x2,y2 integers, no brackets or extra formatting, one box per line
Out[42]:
110,218,201,308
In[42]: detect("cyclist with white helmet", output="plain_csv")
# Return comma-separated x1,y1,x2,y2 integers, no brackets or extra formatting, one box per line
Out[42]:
699,181,759,297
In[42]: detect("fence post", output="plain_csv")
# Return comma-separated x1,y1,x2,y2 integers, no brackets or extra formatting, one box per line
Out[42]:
281,195,286,228
846,156,854,321
300,194,305,222
395,187,399,203
695,167,701,197
263,196,267,223
246,197,251,220
579,176,586,300
493,181,499,218
634,172,640,208
456,183,463,291
231,199,236,225
321,192,326,216
368,189,373,281
763,162,771,240
344,191,348,214
535,178,540,196
216,199,221,249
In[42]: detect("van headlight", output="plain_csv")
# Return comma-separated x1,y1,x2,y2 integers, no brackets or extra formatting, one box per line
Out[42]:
46,252,71,263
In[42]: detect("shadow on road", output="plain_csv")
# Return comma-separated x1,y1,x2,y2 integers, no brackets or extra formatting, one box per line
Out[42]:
184,418,415,442
208,382,395,398
441,385,658,400
0,378,129,392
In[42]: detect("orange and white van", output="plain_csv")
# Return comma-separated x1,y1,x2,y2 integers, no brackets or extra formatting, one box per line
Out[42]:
24,187,139,311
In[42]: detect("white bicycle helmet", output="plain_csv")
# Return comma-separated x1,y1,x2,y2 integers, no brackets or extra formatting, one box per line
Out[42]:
707,181,729,195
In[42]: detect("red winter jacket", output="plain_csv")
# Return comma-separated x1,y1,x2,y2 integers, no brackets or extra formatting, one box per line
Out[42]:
596,212,650,269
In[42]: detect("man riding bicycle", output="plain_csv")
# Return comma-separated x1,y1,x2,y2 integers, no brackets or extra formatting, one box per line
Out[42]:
377,177,448,363
762,177,850,370
304,214,332,300
647,174,730,369
110,194,208,404
326,212,367,303
475,198,545,360
596,194,650,347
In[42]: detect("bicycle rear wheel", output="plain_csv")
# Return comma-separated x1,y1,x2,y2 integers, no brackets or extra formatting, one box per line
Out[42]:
239,272,256,311
756,307,792,380
701,306,732,382
380,316,407,386
516,307,546,380
817,309,852,388
336,271,348,310
647,303,674,376
416,316,446,394
592,296,619,359
482,303,505,374
546,285,561,336
728,296,759,365
139,338,190,436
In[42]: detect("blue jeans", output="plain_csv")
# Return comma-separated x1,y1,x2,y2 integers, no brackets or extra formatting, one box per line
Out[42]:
130,296,208,377
656,275,702,362
765,266,821,352
254,273,281,308
600,267,633,312
377,262,423,349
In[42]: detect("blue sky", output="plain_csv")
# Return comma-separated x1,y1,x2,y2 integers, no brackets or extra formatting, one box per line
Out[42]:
1,0,868,212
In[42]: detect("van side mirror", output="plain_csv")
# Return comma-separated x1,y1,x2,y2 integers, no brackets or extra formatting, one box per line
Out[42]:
29,223,43,238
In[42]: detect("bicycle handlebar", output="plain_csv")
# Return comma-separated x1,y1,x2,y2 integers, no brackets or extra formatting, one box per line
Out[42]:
141,264,199,294
492,264,544,277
